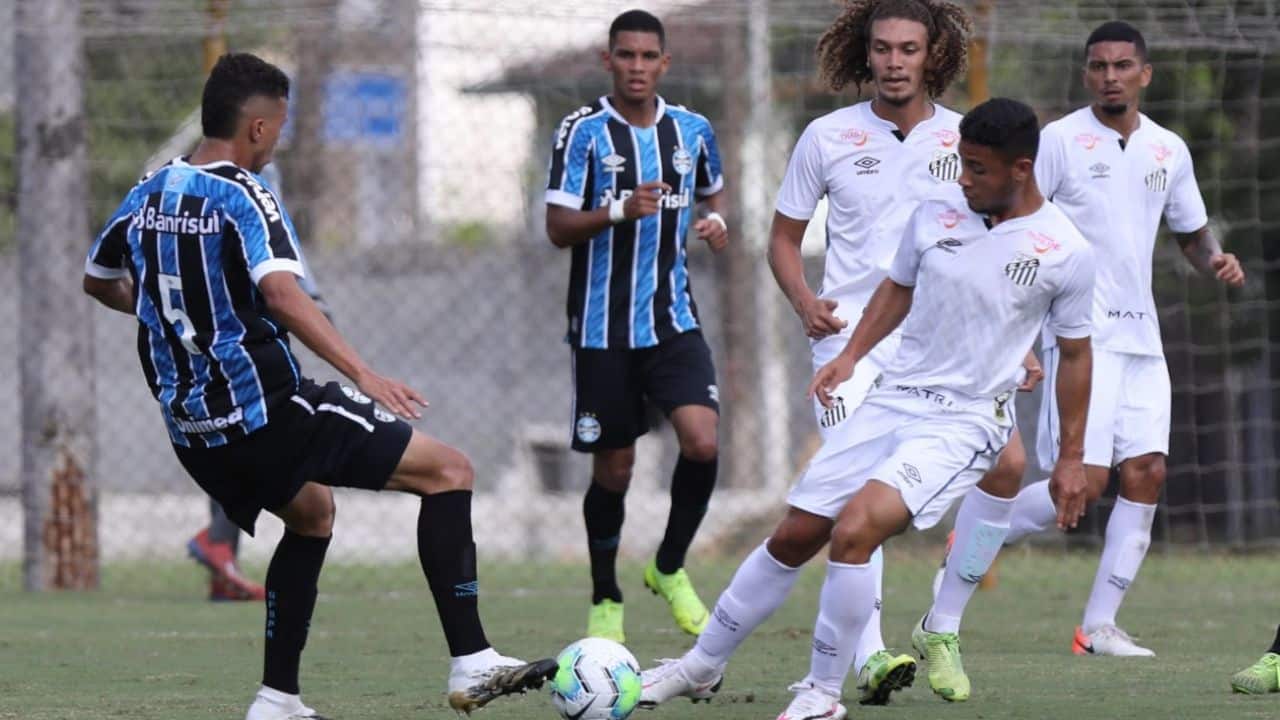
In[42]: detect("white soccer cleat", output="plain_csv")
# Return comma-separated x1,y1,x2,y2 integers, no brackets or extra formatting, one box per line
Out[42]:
1072,625,1155,657
638,658,721,708
777,681,847,720
447,650,557,714
244,687,329,720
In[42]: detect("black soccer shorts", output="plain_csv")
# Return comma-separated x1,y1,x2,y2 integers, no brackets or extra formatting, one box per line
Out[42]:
174,379,413,533
570,329,719,452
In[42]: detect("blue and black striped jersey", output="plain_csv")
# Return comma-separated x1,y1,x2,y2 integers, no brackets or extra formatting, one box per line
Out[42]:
546,96,723,350
85,157,305,448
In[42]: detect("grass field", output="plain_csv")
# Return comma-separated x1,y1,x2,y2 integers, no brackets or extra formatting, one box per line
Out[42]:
2,549,1279,720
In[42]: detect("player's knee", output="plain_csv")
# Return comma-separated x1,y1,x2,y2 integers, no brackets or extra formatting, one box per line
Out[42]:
679,433,718,463
980,451,1024,498
768,518,828,568
829,514,876,563
437,451,475,492
593,449,635,492
1121,454,1166,501
296,495,336,537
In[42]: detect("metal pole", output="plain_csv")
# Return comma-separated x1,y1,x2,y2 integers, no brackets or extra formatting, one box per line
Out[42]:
18,0,97,590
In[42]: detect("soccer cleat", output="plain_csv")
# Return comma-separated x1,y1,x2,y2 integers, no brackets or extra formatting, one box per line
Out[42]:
643,561,710,636
776,682,846,720
447,655,557,714
1231,653,1280,694
912,616,970,702
189,528,266,601
856,649,916,706
1072,625,1155,657
637,658,722,708
587,599,626,643
244,687,330,720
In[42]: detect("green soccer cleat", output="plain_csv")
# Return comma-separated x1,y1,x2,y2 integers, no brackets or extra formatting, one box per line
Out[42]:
912,616,970,702
643,561,710,636
1232,653,1280,694
856,649,916,706
587,599,625,643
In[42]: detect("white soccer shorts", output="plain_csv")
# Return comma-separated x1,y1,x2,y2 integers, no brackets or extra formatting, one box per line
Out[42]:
787,385,1012,530
809,330,902,440
1037,346,1171,471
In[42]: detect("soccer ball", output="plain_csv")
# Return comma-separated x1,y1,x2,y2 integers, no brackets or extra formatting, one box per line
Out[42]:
549,637,642,720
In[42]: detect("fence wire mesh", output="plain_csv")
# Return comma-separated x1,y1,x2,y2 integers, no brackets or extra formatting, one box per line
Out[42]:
3,0,1280,592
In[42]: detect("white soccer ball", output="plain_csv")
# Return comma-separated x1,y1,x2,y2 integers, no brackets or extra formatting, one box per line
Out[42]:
548,637,642,720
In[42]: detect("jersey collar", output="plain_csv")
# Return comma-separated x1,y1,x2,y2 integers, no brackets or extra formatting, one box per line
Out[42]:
859,99,941,140
600,95,667,127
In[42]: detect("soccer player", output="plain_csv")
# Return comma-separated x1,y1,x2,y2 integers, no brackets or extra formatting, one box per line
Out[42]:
544,9,728,644
639,0,1028,712
648,98,1096,718
975,21,1245,657
82,53,554,719
1231,629,1280,694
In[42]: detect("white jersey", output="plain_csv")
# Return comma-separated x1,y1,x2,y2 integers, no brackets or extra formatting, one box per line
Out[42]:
775,101,965,312
883,189,1095,403
1036,107,1208,356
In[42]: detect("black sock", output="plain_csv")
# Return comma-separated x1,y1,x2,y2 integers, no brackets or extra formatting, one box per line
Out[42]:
584,480,626,604
418,490,490,657
1269,624,1280,655
262,530,329,695
655,455,718,574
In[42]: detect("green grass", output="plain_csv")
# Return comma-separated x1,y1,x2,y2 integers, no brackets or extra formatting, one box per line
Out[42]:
2,550,1278,719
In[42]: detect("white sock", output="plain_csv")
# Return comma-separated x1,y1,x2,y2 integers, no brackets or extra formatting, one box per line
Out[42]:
1003,480,1056,545
852,547,885,674
451,647,501,674
1082,496,1156,633
806,560,876,697
246,685,307,720
685,542,801,682
928,488,1013,634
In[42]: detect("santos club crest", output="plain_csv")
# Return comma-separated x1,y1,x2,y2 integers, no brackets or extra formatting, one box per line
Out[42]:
930,150,961,182
1005,257,1040,286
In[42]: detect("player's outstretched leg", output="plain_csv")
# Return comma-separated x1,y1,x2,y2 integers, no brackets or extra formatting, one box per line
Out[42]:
639,509,830,708
585,449,631,643
646,405,719,636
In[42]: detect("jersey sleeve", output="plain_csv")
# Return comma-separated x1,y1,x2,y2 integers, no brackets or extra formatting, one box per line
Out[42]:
774,121,825,221
545,109,596,210
887,203,928,287
224,174,305,285
1034,126,1068,200
1045,244,1096,340
84,195,134,279
1164,139,1209,233
694,119,724,197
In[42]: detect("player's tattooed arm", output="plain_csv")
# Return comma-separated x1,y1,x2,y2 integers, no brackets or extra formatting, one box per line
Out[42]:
768,211,847,340
807,278,912,407
1175,226,1245,287
1050,335,1092,529
83,275,135,315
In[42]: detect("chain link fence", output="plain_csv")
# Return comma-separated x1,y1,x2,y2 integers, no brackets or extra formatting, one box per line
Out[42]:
3,0,1280,591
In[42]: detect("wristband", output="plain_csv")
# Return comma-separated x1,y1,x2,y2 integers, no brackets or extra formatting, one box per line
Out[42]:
608,200,627,224
705,211,727,231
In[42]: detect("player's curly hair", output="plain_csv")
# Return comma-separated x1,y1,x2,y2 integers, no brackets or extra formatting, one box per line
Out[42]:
816,0,972,97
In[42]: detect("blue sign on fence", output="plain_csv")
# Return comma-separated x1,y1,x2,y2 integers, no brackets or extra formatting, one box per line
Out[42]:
322,71,407,147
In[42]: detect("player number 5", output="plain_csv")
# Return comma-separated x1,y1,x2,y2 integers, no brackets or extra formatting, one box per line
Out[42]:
158,273,201,355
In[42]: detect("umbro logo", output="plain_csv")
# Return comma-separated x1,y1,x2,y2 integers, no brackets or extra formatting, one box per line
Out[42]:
1089,162,1110,178
934,238,963,254
854,156,881,174
453,581,479,598
602,153,627,173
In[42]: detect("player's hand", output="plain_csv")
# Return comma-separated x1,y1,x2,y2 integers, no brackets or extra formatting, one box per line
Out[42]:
1018,351,1044,392
1210,253,1245,287
693,215,728,252
355,368,427,421
1049,456,1088,530
623,181,672,220
797,295,847,339
808,354,855,408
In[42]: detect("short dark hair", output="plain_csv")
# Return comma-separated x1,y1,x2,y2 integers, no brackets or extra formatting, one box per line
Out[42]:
201,53,290,140
609,9,665,49
1086,21,1147,61
960,98,1040,163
